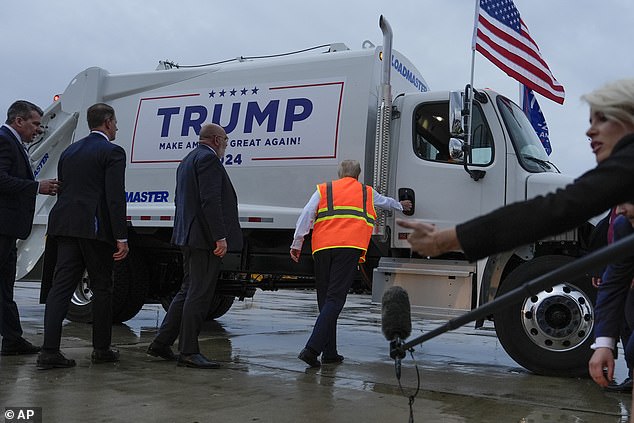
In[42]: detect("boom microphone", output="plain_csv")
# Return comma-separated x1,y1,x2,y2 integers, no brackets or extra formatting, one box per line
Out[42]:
381,286,412,379
381,286,412,342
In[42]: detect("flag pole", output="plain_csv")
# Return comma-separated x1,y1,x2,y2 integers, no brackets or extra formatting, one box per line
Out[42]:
467,0,480,150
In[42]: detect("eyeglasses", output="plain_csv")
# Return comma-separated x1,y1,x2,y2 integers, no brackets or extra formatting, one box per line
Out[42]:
201,134,228,141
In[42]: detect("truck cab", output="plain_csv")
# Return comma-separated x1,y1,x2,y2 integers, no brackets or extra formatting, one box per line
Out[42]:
373,87,594,376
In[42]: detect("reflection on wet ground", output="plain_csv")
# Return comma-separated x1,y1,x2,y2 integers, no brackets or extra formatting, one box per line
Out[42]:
0,282,631,422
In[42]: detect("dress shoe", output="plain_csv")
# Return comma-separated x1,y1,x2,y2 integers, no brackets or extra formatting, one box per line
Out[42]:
605,377,633,393
147,341,177,361
322,354,344,364
177,353,220,369
37,351,76,370
1,338,41,356
298,348,321,368
91,348,120,364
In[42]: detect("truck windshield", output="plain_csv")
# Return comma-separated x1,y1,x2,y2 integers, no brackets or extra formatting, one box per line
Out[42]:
497,96,557,173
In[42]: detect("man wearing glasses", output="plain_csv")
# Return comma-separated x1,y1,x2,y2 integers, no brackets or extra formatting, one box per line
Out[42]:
148,123,241,369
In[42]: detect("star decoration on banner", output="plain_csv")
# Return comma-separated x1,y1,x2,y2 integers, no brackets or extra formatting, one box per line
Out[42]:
207,86,260,98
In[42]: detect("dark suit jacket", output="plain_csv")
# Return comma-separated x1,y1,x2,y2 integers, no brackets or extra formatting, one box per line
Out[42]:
457,134,634,261
171,145,242,251
0,125,39,239
47,132,127,244
594,215,634,338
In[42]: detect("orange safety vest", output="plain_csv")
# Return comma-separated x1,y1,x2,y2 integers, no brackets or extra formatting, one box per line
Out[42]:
311,177,377,263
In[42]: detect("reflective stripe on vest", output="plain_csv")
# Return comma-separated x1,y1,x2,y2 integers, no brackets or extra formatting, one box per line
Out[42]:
311,177,377,261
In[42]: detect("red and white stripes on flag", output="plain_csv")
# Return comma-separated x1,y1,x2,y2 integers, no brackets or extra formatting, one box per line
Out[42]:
473,0,565,104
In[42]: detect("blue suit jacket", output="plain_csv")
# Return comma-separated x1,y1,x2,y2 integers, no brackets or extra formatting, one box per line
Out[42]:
0,125,39,239
47,132,127,244
593,215,634,339
171,145,242,251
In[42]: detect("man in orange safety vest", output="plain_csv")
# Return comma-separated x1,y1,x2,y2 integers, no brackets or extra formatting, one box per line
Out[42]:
290,159,412,367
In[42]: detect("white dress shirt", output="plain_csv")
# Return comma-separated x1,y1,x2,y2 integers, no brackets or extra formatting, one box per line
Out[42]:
290,186,403,250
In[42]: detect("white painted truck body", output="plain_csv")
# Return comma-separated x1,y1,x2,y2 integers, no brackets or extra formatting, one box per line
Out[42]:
18,24,595,377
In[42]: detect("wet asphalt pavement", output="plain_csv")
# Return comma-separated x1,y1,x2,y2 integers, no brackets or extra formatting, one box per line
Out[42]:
0,281,632,423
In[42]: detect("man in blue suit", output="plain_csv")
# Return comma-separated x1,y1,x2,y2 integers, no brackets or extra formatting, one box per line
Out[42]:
0,100,59,356
147,123,242,369
38,103,128,369
590,209,634,392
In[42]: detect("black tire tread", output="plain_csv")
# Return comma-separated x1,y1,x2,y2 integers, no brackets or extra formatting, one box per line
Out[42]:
493,255,595,377
66,252,150,324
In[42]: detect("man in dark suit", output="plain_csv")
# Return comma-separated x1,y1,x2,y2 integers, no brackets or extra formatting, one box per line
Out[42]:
0,100,59,356
591,212,634,392
37,103,128,369
147,123,241,369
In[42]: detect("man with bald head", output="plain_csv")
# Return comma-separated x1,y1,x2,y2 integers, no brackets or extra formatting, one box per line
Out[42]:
147,123,242,369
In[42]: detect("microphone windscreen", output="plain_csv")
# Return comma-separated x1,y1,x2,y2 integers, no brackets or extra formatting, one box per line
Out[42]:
381,286,412,341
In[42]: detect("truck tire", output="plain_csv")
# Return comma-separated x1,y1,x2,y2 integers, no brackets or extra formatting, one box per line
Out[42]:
66,252,150,324
493,255,595,377
206,295,235,320
66,270,99,324
160,292,235,321
111,253,150,322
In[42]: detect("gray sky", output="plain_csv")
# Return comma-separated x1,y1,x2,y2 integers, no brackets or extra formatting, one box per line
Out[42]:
2,0,632,177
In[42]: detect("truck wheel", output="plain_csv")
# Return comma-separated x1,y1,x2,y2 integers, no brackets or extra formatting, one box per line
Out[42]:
67,270,97,323
66,252,150,323
160,293,175,312
206,295,235,320
160,292,235,320
112,253,150,322
493,255,595,377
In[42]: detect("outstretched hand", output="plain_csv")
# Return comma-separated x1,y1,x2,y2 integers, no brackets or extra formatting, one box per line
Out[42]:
396,219,460,257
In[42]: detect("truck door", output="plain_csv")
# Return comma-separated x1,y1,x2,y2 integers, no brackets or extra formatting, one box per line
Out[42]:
391,93,508,249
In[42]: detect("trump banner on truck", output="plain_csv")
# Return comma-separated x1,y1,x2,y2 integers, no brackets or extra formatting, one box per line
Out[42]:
130,79,345,168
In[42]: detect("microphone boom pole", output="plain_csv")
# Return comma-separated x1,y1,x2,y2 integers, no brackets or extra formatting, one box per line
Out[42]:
395,232,634,356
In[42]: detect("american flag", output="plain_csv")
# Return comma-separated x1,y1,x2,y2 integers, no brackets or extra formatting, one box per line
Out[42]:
474,0,565,104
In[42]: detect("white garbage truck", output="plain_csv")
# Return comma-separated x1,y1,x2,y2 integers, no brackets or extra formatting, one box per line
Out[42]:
20,16,598,377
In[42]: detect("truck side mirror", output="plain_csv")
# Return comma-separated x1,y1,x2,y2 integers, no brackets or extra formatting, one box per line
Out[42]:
449,91,465,138
450,86,485,181
449,138,465,161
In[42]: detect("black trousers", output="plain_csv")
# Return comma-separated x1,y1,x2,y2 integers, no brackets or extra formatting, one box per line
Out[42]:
42,236,115,351
155,246,221,355
0,235,23,345
305,248,361,357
